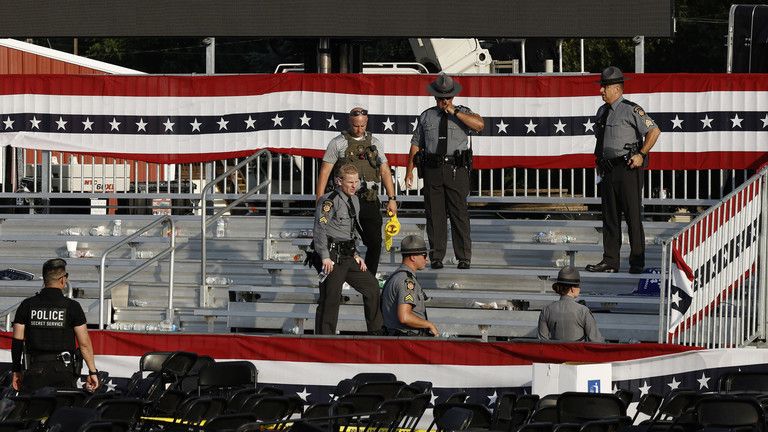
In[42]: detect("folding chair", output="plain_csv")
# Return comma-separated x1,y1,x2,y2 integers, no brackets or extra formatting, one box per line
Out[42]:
556,392,627,424
718,372,768,394
398,393,431,432
44,406,100,432
203,413,259,431
631,393,664,424
197,361,258,397
491,392,517,430
434,407,474,432
352,373,397,384
354,381,406,400
614,389,634,409
95,398,145,424
428,402,493,431
696,396,765,432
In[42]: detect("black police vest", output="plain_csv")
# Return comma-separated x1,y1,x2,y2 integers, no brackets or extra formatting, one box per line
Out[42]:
24,291,77,353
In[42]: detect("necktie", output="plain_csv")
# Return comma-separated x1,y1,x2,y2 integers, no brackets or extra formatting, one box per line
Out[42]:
437,112,448,155
347,197,363,238
595,105,611,158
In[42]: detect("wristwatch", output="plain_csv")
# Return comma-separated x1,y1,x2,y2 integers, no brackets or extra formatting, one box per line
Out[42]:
387,196,396,201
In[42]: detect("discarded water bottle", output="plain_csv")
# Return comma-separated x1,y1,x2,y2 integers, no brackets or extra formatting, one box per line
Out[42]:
554,255,570,267
280,231,291,239
159,319,176,332
136,250,155,259
215,219,226,238
445,257,457,265
112,219,122,237
532,231,550,243
60,227,83,236
205,276,231,285
449,282,463,290
318,270,330,284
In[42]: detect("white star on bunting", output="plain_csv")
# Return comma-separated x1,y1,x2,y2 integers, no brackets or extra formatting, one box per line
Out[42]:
217,117,229,130
109,118,120,131
638,381,651,397
30,116,41,130
697,372,710,389
410,118,418,132
299,113,311,127
272,114,284,127
761,114,768,128
731,114,743,128
668,377,681,390
382,117,395,131
496,120,508,133
55,116,67,130
3,116,14,130
671,291,682,307
245,116,256,129
82,117,94,131
296,387,311,401
135,118,148,132
487,390,498,406
190,118,202,132
326,115,339,129
583,118,595,132
524,119,538,134
163,119,175,132
554,119,566,134
700,115,713,129
430,392,438,406
671,115,684,130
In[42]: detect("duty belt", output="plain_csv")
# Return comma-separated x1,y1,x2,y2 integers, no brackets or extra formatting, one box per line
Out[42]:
423,153,460,167
328,238,356,257
384,327,429,336
28,351,72,365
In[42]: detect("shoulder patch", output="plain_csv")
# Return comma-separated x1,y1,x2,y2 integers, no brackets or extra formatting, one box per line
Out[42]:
633,105,646,117
645,118,655,127
322,200,333,213
404,294,414,302
405,279,415,290
319,216,328,224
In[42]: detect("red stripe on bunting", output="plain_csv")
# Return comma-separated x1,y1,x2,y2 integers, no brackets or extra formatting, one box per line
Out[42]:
0,332,698,365
75,150,768,170
0,73,767,98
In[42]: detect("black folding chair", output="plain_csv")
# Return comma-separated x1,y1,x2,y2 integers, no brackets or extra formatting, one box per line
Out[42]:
354,381,406,400
44,406,100,432
718,372,768,394
434,407,474,432
201,413,258,431
491,392,517,430
352,373,397,384
95,398,145,425
556,392,627,424
197,361,258,397
696,396,765,432
631,393,664,424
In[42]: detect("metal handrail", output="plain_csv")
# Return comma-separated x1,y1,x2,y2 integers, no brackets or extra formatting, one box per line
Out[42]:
98,215,177,329
200,150,272,307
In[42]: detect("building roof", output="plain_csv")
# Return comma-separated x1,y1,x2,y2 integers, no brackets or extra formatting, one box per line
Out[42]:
0,38,144,75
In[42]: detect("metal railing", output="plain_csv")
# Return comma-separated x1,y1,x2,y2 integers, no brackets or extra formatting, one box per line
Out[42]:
98,215,177,329
659,167,767,347
200,150,272,307
1,148,749,213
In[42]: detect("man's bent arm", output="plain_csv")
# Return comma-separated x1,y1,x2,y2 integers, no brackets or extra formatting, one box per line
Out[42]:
397,304,438,336
316,162,334,200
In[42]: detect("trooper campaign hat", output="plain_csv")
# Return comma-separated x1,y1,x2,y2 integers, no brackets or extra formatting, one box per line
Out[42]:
427,73,463,98
550,265,581,286
598,66,628,86
401,235,429,256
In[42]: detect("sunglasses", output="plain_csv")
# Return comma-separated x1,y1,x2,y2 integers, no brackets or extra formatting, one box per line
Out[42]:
59,273,69,279
349,109,368,116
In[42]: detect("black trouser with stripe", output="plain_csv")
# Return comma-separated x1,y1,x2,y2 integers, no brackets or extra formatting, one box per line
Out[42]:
423,164,472,263
600,163,645,270
315,254,383,335
357,197,383,275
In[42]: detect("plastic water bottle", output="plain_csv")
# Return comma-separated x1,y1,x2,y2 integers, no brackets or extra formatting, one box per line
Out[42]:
112,220,122,237
318,270,330,284
215,219,226,238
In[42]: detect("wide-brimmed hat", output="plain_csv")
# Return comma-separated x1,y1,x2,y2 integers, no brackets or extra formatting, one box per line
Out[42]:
597,66,628,86
427,73,462,98
401,235,429,256
549,266,581,286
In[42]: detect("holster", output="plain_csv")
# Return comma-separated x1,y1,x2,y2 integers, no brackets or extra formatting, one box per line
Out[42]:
303,241,323,274
357,183,379,202
414,149,425,178
329,239,356,257
73,348,84,377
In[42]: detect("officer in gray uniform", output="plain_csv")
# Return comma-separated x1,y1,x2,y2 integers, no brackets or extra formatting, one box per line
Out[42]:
538,266,604,342
586,66,661,274
12,259,100,393
316,106,398,276
381,235,438,336
313,163,384,335
405,74,485,270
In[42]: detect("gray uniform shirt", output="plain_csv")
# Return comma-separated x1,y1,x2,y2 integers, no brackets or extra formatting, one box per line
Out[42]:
323,132,389,166
411,106,474,154
596,96,658,158
313,190,361,260
381,264,427,331
538,296,604,342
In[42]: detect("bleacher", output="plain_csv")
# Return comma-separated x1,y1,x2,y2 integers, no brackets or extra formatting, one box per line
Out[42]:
0,212,686,342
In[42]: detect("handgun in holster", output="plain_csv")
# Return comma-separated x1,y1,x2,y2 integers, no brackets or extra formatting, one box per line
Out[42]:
303,241,323,274
414,148,426,177
624,142,649,168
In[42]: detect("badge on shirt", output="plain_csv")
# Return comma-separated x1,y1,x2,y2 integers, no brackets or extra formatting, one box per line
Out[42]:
322,200,333,213
633,106,646,117
645,119,655,127
405,279,415,290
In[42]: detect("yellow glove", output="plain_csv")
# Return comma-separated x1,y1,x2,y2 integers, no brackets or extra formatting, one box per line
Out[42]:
384,211,401,251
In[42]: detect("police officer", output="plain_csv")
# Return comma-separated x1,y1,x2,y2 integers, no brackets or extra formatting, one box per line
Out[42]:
316,106,398,276
12,259,100,393
314,163,384,335
538,266,604,342
405,74,484,270
381,235,438,337
586,66,660,274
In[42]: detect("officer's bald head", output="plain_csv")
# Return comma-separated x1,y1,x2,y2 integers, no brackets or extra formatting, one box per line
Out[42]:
42,258,67,286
